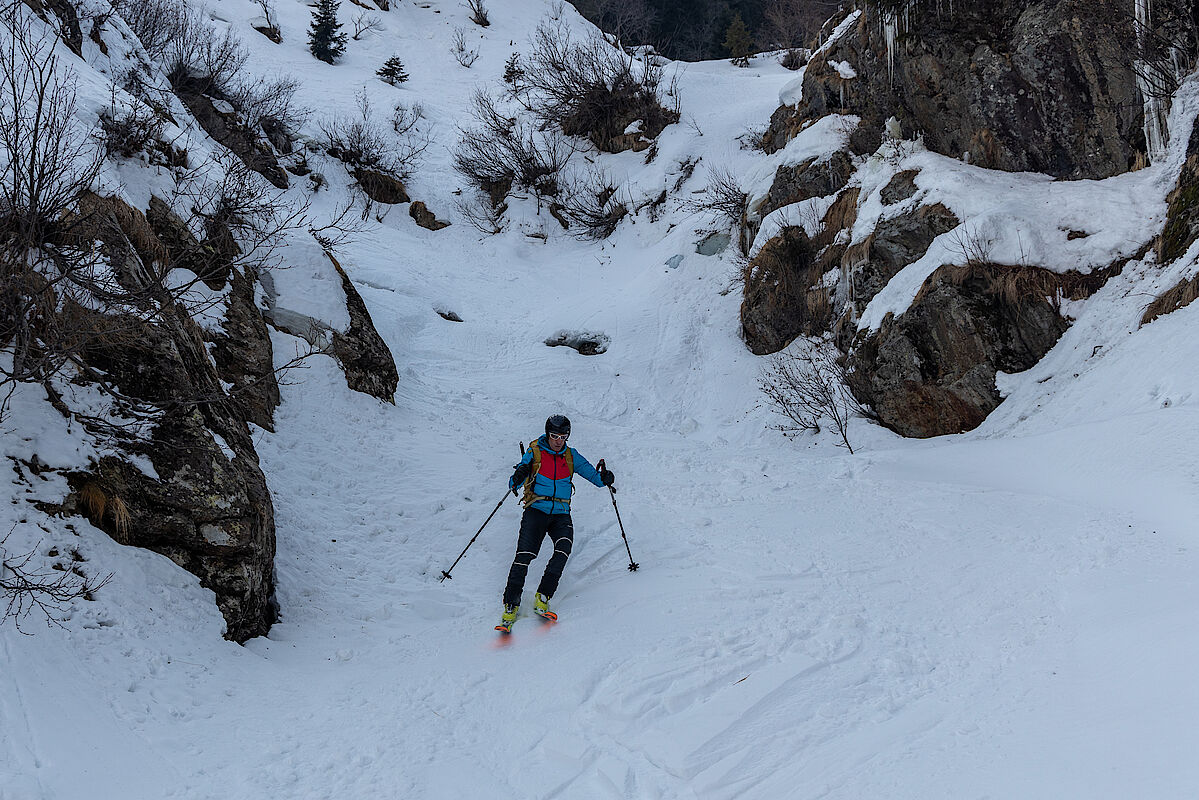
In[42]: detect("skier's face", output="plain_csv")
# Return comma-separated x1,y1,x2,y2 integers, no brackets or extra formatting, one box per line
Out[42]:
547,432,567,450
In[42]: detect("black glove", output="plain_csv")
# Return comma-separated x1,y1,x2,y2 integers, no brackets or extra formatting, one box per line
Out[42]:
511,463,531,495
600,468,615,487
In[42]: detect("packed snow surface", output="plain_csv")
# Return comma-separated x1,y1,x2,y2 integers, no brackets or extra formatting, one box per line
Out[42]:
3,1,1199,798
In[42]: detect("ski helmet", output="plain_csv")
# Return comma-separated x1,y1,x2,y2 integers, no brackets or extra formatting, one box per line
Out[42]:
545,414,571,438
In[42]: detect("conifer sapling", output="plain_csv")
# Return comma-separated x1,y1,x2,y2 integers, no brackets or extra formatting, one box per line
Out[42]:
378,56,409,85
723,14,754,68
308,0,348,64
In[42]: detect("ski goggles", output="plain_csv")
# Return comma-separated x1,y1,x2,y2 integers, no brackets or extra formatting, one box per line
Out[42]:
547,432,568,442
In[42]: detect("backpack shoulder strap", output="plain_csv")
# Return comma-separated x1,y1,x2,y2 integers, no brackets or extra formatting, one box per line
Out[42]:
522,440,542,507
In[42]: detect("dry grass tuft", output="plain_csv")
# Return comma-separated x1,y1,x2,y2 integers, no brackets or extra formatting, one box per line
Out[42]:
929,262,1112,309
78,481,108,524
109,496,132,543
1141,274,1199,326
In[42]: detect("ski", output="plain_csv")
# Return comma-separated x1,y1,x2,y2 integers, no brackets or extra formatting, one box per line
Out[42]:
535,610,557,622
495,622,514,634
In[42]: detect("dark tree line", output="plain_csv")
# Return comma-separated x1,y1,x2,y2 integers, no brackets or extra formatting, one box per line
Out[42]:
569,0,840,61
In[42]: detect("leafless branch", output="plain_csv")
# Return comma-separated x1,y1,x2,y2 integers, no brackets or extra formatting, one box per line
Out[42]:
2,527,113,633
351,11,383,40
760,343,871,453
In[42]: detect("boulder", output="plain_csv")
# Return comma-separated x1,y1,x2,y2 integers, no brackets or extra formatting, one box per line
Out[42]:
409,201,451,230
354,168,410,205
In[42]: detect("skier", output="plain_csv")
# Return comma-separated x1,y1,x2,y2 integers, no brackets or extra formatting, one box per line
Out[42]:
498,414,614,631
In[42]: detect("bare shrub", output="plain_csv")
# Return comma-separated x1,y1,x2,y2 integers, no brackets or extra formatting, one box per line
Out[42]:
230,75,308,149
946,221,996,267
779,48,807,70
351,11,383,40
321,91,429,181
452,89,574,207
454,194,508,236
556,169,629,240
0,6,106,397
308,197,370,251
114,0,261,102
760,342,869,453
100,89,165,159
683,165,747,228
760,0,837,50
251,0,281,42
390,101,423,135
466,0,490,28
519,19,678,151
2,527,113,632
451,27,479,68
111,0,183,64
744,226,833,335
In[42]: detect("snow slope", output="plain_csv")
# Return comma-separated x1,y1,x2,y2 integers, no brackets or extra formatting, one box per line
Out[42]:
3,1,1199,798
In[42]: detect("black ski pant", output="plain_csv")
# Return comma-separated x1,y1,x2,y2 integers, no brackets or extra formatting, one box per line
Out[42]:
502,508,574,607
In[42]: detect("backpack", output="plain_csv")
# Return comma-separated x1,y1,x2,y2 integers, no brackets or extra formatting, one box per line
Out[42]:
522,438,574,508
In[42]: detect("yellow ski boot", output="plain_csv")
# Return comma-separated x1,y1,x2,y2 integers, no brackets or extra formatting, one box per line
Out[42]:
495,603,518,634
533,593,557,622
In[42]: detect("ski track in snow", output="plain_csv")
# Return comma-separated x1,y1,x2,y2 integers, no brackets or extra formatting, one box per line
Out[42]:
3,0,1199,798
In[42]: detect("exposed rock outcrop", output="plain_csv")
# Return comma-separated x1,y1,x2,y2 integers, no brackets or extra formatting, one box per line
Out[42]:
205,268,281,431
146,196,238,291
1156,119,1199,266
741,226,832,355
846,262,1113,437
753,150,855,229
1142,119,1199,325
60,195,279,642
327,254,399,403
173,86,289,190
773,0,1198,179
842,202,960,314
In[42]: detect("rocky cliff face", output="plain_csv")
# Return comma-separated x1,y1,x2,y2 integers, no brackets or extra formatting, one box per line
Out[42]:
43,191,398,640
774,0,1188,179
743,0,1198,438
61,196,280,642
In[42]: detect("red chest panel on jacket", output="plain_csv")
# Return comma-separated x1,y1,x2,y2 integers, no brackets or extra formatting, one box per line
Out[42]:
538,451,570,480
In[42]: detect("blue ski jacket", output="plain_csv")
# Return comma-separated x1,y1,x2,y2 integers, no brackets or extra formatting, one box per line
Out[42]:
510,435,605,515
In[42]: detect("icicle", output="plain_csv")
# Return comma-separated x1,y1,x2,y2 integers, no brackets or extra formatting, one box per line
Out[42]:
883,10,897,85
1135,0,1170,163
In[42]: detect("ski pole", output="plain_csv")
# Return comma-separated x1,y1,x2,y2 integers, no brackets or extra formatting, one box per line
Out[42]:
598,459,639,572
438,491,509,582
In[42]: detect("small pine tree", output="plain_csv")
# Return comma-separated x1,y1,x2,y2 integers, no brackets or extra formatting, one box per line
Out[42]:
502,53,523,88
308,0,347,64
723,13,754,67
377,56,409,85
